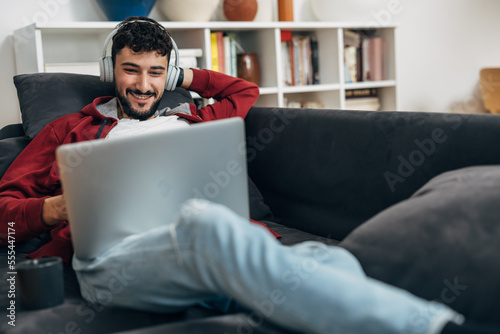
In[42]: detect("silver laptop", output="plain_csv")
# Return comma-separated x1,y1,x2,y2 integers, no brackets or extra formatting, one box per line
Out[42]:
56,117,249,260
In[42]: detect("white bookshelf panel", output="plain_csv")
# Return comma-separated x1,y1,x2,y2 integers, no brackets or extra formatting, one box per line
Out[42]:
255,93,279,108
378,86,397,111
233,29,278,89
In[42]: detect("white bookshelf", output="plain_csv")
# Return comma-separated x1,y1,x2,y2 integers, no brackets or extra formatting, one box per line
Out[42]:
13,21,398,110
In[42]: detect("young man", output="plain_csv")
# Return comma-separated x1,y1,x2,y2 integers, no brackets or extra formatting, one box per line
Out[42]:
0,17,488,334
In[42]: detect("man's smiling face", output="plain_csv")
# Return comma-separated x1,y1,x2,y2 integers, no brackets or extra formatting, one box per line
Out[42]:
114,46,168,120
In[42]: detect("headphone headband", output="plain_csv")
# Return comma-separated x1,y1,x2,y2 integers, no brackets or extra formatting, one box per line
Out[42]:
99,19,179,83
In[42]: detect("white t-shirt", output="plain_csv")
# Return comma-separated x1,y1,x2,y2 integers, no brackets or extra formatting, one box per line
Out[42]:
96,98,191,140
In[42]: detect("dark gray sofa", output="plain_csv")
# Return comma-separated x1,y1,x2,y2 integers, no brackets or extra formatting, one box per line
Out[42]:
1,73,500,333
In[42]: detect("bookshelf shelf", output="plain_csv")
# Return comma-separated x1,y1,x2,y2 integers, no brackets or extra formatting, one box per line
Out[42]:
282,83,341,94
259,87,279,95
13,21,397,110
344,80,396,90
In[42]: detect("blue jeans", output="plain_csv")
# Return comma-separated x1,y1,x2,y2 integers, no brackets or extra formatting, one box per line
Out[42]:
73,199,463,334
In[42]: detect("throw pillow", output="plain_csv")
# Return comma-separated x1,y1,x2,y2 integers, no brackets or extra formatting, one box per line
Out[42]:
340,165,500,324
248,176,274,221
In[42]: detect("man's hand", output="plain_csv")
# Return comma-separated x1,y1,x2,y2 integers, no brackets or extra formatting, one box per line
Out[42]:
42,195,68,226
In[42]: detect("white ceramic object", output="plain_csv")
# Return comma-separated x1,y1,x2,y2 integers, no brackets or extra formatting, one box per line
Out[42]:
254,0,274,22
310,0,390,23
157,0,221,21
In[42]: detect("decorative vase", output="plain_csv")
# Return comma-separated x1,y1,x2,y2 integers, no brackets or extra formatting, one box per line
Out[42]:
237,52,261,86
157,0,221,21
96,0,157,21
278,0,294,21
223,0,258,21
310,0,388,22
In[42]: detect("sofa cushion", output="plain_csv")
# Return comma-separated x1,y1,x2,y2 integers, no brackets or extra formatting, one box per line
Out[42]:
0,136,31,179
340,165,500,324
13,73,193,140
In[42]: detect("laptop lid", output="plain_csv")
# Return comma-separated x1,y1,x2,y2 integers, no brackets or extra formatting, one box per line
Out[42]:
56,117,249,260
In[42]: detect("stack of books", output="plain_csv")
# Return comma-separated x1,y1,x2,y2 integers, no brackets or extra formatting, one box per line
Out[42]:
345,88,381,111
173,48,203,69
281,31,320,86
343,29,385,83
210,31,239,77
284,98,324,109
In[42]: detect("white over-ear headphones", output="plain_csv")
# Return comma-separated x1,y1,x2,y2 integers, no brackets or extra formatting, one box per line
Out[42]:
99,19,182,91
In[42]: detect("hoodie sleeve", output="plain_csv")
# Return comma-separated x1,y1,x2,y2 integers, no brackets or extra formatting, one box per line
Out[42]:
0,122,63,244
188,69,259,121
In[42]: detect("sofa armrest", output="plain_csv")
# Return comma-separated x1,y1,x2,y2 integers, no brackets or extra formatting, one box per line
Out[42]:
0,123,24,140
0,135,31,179
245,107,500,240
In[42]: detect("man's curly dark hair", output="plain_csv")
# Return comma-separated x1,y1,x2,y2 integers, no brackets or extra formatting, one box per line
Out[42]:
111,16,173,66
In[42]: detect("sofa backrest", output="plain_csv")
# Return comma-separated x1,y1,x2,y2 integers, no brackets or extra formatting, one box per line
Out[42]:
245,107,500,240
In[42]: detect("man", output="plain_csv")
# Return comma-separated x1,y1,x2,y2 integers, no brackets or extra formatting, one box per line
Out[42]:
0,17,489,334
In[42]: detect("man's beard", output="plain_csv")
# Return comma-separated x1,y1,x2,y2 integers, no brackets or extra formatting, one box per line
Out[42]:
116,88,162,121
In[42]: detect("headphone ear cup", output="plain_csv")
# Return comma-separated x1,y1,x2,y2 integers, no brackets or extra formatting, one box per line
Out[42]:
100,56,114,82
165,64,179,91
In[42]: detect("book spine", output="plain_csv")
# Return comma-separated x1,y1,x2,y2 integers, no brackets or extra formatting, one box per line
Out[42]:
345,88,378,98
210,32,219,72
310,36,319,85
228,33,237,77
370,37,384,81
223,35,232,76
362,37,384,81
292,36,299,86
216,31,225,74
281,30,294,86
344,45,357,83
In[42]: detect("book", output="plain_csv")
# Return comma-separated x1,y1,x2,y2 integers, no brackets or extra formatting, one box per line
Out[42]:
178,56,198,69
344,30,361,48
171,48,202,69
284,99,324,109
178,48,203,58
344,45,357,83
216,31,225,74
223,35,231,75
292,35,300,85
210,32,219,72
310,36,320,84
299,35,312,85
345,96,381,111
345,88,378,98
302,101,324,109
227,33,238,77
281,30,293,86
362,37,384,81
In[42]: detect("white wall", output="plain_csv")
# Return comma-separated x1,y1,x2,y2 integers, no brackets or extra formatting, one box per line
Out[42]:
298,0,500,113
1,0,500,129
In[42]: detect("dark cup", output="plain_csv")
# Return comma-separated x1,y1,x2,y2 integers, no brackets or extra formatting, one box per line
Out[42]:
16,257,64,310
237,52,261,86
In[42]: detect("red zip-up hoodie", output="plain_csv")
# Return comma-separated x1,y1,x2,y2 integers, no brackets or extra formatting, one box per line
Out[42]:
0,69,277,265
